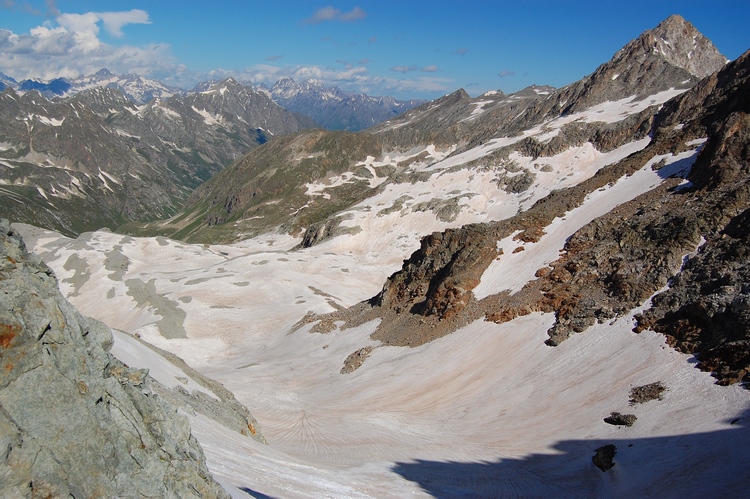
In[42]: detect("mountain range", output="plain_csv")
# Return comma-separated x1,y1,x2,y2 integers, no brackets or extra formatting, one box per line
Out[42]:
268,77,425,131
0,69,425,132
1,13,749,498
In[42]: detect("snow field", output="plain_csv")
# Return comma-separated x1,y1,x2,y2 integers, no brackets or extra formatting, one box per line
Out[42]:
15,89,748,496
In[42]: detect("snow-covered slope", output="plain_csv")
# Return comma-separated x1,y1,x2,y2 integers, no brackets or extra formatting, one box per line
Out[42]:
15,122,750,496
15,46,750,497
9,16,750,498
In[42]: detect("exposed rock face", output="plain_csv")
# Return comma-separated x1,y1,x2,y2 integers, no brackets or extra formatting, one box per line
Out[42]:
0,220,229,498
487,49,750,348
635,117,750,385
373,225,497,320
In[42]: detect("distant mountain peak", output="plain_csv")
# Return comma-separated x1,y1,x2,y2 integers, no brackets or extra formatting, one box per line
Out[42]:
615,14,726,79
94,68,115,78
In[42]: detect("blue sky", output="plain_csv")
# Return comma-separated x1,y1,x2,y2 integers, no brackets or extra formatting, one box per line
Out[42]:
1,1,749,100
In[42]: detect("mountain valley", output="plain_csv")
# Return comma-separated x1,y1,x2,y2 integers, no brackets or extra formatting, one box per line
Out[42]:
1,14,749,498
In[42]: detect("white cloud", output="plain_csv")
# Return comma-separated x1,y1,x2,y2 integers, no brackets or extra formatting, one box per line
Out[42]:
304,6,366,24
98,9,150,37
391,64,418,73
0,7,448,99
0,9,165,81
420,65,439,73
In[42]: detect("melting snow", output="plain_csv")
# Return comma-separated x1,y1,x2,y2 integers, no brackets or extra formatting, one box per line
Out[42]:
37,115,64,126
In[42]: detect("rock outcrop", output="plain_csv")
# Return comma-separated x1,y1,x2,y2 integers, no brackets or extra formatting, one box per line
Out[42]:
0,220,229,498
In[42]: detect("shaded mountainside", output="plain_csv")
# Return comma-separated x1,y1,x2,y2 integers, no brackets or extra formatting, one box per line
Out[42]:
0,220,229,498
349,48,750,384
0,78,314,236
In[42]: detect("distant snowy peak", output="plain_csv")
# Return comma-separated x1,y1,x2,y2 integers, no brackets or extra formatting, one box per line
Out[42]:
184,77,316,136
269,77,425,131
1,68,183,104
71,69,183,104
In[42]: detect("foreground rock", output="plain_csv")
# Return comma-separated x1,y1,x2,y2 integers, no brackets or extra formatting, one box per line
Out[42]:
0,220,228,498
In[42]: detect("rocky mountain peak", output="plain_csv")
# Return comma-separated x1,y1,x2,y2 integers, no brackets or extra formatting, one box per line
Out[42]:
600,14,726,90
93,67,115,78
503,15,729,124
627,14,726,78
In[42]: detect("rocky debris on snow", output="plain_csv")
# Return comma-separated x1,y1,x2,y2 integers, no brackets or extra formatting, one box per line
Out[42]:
629,382,667,405
340,346,375,374
299,215,361,248
592,445,617,472
604,412,638,427
0,219,229,498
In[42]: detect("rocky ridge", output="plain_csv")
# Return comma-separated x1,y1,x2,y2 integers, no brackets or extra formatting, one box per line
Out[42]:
0,219,231,498
346,48,750,384
374,15,725,153
144,16,726,245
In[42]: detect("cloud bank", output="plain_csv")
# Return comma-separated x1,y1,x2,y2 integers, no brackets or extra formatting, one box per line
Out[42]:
0,6,453,98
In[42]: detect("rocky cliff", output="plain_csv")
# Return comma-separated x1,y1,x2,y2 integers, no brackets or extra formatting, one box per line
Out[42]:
0,219,229,498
